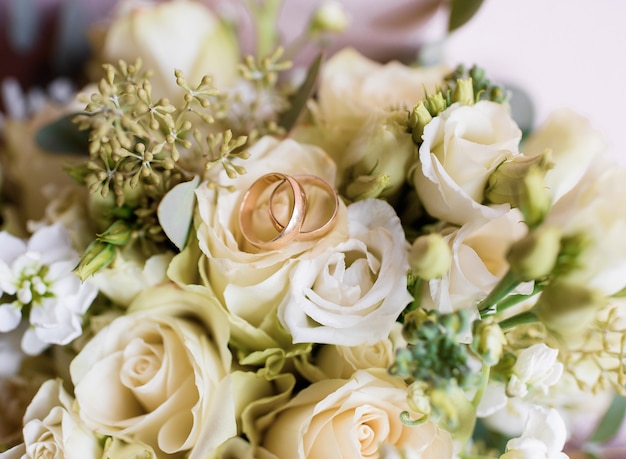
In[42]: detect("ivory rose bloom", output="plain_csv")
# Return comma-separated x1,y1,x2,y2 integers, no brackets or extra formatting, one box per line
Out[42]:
522,108,605,203
296,48,444,199
1,379,102,459
96,0,239,98
421,209,531,315
278,199,412,346
187,136,347,352
544,161,626,296
260,370,452,459
69,287,236,458
410,101,522,225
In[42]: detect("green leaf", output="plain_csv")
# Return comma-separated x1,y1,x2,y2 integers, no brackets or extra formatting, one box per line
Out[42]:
448,0,485,33
278,52,323,132
157,176,200,251
588,393,626,444
35,113,90,154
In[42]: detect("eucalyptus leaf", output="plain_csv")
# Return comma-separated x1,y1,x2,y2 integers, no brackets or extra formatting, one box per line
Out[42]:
448,0,485,33
588,393,626,444
157,176,200,251
278,52,323,132
35,113,90,154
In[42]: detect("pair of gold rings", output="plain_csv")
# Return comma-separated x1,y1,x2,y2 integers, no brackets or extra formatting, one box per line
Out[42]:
239,173,339,250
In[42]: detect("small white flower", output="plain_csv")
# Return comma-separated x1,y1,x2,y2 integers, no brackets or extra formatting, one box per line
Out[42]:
500,405,569,459
0,224,97,355
507,343,563,398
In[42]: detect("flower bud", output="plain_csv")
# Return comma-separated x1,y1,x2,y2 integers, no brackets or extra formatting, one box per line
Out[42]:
430,384,476,442
535,281,606,336
485,150,553,226
309,1,350,34
519,165,553,227
97,220,132,246
345,174,390,201
409,233,452,280
409,102,433,144
407,381,431,417
472,318,507,366
450,78,474,105
425,92,447,116
506,226,561,281
74,241,116,281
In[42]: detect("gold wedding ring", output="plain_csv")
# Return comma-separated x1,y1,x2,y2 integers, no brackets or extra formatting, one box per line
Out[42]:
268,175,339,241
239,173,307,250
238,172,340,250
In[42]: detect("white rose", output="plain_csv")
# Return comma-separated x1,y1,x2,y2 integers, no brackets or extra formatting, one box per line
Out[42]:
522,109,605,203
295,49,444,199
69,287,236,457
422,209,532,315
279,199,412,346
316,48,445,127
97,0,239,98
260,370,453,459
410,101,522,225
190,136,347,349
544,161,626,296
1,379,102,459
90,249,173,307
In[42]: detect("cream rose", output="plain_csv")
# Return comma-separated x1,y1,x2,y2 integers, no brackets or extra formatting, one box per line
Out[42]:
294,48,444,200
409,101,522,225
522,108,605,203
421,209,532,315
69,287,235,457
316,48,445,127
259,369,453,459
189,136,347,351
278,199,412,346
90,249,173,307
308,323,404,380
1,378,102,459
544,161,626,296
95,0,239,98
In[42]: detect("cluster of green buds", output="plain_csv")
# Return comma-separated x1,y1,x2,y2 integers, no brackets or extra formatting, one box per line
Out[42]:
390,308,478,440
408,65,508,146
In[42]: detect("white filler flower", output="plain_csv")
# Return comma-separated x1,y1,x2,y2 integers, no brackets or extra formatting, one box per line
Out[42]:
0,224,97,354
500,405,569,459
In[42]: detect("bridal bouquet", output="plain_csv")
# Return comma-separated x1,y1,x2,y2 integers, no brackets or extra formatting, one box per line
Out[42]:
1,1,625,458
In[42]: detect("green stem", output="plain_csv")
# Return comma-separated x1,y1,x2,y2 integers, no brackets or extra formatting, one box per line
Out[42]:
492,283,544,314
247,0,283,58
498,310,538,331
477,270,520,317
471,363,491,409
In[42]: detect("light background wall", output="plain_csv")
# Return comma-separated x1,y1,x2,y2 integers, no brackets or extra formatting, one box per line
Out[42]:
444,0,626,163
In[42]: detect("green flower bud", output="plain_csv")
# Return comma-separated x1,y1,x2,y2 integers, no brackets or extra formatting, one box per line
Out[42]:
425,91,447,116
430,383,476,442
485,151,553,226
506,226,562,281
472,318,507,366
409,234,452,280
309,1,350,34
451,78,474,105
407,381,432,417
97,220,132,246
409,102,433,144
535,281,606,336
74,241,116,281
519,165,553,227
345,173,390,201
